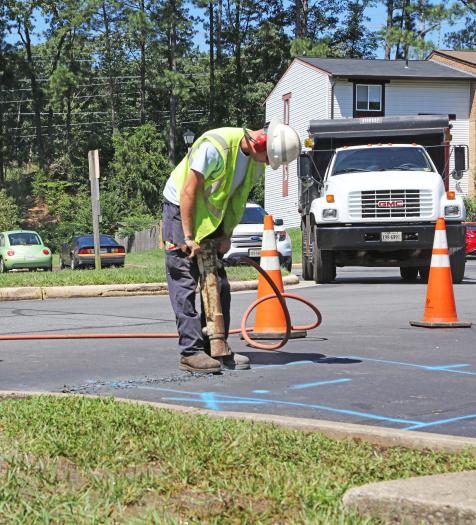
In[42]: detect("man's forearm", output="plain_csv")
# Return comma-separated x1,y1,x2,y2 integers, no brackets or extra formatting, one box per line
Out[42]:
180,191,195,238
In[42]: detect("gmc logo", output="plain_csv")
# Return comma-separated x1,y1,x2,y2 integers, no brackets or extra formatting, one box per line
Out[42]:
377,200,404,208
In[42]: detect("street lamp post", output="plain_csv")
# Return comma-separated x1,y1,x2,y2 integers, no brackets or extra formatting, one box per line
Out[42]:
183,129,195,152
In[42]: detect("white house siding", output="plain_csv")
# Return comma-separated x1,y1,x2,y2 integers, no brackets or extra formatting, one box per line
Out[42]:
333,80,353,118
265,60,330,227
385,80,471,196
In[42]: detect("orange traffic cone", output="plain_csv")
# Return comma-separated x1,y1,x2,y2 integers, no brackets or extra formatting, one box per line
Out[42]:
410,218,471,328
248,215,306,339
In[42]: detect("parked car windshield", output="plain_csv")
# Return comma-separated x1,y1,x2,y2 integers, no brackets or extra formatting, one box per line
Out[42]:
239,206,267,224
332,147,434,175
8,232,41,246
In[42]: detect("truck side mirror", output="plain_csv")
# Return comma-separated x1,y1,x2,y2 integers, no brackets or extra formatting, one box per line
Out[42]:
274,218,284,226
298,153,315,190
453,146,467,180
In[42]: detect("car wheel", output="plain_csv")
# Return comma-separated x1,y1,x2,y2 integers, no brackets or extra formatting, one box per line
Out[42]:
301,222,314,280
312,226,335,284
0,258,7,273
400,267,418,281
450,248,466,284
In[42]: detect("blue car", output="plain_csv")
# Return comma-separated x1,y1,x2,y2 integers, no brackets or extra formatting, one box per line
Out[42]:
59,234,126,270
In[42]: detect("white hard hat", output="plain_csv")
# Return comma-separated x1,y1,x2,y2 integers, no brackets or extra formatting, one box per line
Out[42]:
266,119,301,170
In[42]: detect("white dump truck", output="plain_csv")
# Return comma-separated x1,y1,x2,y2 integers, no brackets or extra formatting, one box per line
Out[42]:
298,115,467,283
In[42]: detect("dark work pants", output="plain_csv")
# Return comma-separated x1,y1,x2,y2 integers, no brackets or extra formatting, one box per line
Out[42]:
162,200,231,356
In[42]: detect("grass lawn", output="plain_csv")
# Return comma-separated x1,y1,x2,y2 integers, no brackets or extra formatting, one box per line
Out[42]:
0,396,475,524
0,250,267,288
0,228,302,288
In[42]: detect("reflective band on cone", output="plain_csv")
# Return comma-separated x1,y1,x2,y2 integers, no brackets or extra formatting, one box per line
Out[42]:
410,217,471,328
248,214,306,340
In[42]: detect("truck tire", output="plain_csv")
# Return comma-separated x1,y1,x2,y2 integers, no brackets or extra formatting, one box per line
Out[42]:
419,266,430,283
301,223,314,280
450,248,466,284
400,267,418,281
312,227,335,284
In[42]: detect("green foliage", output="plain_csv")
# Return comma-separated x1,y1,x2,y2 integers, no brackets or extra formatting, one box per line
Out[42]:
117,210,157,237
109,124,170,217
31,173,92,251
290,37,334,58
464,195,476,221
0,189,20,231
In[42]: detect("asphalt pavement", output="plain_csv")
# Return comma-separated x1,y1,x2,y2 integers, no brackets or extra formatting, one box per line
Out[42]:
0,261,474,437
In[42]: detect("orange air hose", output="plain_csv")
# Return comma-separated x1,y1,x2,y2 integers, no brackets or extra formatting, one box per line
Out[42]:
0,256,322,347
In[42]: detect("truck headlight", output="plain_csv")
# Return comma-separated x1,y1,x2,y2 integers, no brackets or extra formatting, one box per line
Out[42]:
322,209,337,220
444,205,460,217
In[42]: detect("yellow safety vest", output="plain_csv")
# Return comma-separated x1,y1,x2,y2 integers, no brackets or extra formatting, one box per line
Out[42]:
169,127,264,242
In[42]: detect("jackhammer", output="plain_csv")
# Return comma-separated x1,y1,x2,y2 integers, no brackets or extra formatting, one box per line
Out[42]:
195,239,231,362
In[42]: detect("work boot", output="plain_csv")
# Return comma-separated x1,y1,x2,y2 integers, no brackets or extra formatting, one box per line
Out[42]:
180,352,222,374
221,352,251,370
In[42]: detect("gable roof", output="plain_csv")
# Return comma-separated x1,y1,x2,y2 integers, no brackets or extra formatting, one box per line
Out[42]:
428,50,476,68
297,57,475,80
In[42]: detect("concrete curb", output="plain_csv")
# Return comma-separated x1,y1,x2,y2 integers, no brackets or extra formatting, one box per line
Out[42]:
342,470,476,524
1,389,475,455
0,275,300,301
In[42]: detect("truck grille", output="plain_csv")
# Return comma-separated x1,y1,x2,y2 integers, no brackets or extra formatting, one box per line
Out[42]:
348,189,433,219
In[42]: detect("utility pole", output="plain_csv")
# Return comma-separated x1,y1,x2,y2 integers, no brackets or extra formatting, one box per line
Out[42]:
88,150,102,270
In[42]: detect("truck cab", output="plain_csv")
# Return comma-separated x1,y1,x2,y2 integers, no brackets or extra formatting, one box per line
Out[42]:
299,116,467,283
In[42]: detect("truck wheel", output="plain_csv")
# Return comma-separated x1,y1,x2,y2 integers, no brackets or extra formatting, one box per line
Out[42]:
418,266,430,283
400,267,418,281
301,224,313,280
450,248,466,284
313,227,335,284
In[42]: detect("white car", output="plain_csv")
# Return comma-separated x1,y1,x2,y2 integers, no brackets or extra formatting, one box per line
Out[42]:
223,203,292,271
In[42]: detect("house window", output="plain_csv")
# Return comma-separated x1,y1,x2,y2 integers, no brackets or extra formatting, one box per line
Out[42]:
282,93,291,196
356,84,382,111
353,81,385,118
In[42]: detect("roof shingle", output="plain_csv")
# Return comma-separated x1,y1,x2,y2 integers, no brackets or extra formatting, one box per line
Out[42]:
297,57,475,79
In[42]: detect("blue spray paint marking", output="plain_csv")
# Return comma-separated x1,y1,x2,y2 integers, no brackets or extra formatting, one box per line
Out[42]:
152,386,422,426
342,356,476,376
166,397,268,407
290,378,351,390
254,360,315,370
201,392,219,411
404,413,476,431
252,389,270,394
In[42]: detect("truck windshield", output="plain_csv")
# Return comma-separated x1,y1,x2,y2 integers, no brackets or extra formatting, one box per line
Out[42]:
332,147,433,176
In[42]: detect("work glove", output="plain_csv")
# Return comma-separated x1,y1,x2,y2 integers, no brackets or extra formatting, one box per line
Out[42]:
182,239,201,258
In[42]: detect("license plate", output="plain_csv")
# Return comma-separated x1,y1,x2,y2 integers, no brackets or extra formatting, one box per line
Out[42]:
381,231,402,242
100,248,107,253
248,249,261,258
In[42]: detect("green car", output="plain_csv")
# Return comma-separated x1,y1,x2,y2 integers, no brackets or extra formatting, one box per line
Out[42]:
0,230,53,272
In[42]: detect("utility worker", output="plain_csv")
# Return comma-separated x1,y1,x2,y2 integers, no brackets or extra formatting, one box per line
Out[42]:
162,120,301,373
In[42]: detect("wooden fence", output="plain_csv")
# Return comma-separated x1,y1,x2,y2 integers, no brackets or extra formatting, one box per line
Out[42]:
115,222,163,253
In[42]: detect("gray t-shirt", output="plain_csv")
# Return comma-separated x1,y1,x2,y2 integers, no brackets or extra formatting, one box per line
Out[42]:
163,142,249,205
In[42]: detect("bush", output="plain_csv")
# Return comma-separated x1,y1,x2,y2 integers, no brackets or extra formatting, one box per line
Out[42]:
0,189,20,231
464,196,476,221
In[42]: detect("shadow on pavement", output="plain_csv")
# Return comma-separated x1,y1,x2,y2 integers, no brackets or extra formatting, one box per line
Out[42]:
239,351,362,366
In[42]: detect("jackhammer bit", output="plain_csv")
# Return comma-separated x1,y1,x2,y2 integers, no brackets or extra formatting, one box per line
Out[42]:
196,239,231,359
